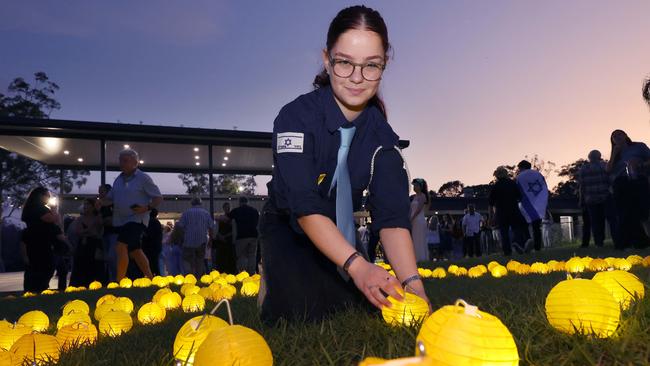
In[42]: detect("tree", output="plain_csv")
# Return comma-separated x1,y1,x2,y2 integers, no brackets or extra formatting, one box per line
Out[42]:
523,154,556,180
0,72,61,118
553,159,589,198
178,173,209,195
178,173,258,196
437,180,464,197
463,184,493,198
643,77,650,107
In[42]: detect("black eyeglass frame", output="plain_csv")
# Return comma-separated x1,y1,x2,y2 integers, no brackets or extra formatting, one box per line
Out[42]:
328,57,387,81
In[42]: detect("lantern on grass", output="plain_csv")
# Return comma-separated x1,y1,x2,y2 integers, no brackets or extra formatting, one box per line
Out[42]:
173,314,229,365
89,281,102,290
94,303,124,321
197,287,214,300
184,274,198,285
174,275,185,285
588,258,609,272
119,277,133,288
182,294,206,313
592,270,644,310
224,274,237,284
62,300,90,315
152,276,169,287
420,268,433,278
580,256,594,267
643,256,650,267
200,275,213,285
431,268,446,278
467,267,484,278
98,311,132,337
22,292,35,298
107,282,119,289
454,267,468,276
515,264,531,275
487,261,501,271
56,322,97,350
193,325,273,366
0,350,11,366
64,286,78,293
0,323,32,351
613,258,632,271
235,271,250,282
604,257,617,266
240,281,260,297
181,284,201,296
506,260,520,272
209,270,221,280
133,277,152,288
158,292,183,310
114,297,134,314
18,311,49,332
381,292,429,327
137,302,166,325
530,262,549,274
545,277,620,338
490,265,508,278
97,294,117,307
9,334,60,365
153,288,172,303
565,257,585,273
57,312,91,330
41,289,57,295
416,299,519,365
447,265,459,274
626,255,643,266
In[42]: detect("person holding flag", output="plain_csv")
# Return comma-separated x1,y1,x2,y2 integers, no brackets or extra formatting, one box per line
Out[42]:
515,160,549,252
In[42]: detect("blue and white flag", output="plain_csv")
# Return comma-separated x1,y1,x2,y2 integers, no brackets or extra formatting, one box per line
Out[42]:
516,169,549,223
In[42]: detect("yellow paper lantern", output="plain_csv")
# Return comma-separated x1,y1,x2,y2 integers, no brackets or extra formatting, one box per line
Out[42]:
137,302,166,325
515,264,531,275
580,256,594,267
98,311,133,337
208,282,222,293
592,270,645,310
56,312,92,330
209,270,221,280
107,282,119,289
506,260,521,272
419,268,433,278
545,278,620,338
240,281,260,297
94,303,124,321
643,255,650,267
88,281,103,290
565,257,585,273
62,300,90,315
174,275,185,286
530,262,549,274
181,284,201,296
467,267,484,278
41,289,57,295
490,265,508,278
173,315,229,365
184,274,198,285
152,276,169,287
133,277,152,288
431,268,446,278
200,275,213,285
119,277,133,288
588,258,609,272
447,265,459,274
9,334,60,365
18,311,49,332
236,271,250,282
487,261,501,271
612,258,632,271
358,356,434,366
224,274,237,284
64,286,78,293
56,322,97,350
153,288,173,303
381,292,429,327
626,255,643,266
96,294,117,307
416,299,519,365
197,287,214,300
0,323,32,351
0,350,11,366
213,278,229,287
182,294,206,313
455,267,468,276
158,292,183,310
604,257,616,266
114,297,134,314
22,292,35,298
193,325,273,366
0,321,10,329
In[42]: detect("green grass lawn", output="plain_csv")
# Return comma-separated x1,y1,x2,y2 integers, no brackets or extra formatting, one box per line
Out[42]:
1,244,649,366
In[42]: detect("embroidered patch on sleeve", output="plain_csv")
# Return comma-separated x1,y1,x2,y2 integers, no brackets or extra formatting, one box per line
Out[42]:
277,132,304,153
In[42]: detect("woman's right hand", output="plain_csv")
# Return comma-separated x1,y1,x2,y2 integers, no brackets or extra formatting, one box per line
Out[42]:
348,259,403,310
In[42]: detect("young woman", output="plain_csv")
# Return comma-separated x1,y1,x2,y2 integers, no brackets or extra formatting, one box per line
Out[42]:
410,178,430,262
260,5,430,322
606,129,650,249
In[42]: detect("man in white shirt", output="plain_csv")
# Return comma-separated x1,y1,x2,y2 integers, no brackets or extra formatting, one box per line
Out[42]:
461,204,482,257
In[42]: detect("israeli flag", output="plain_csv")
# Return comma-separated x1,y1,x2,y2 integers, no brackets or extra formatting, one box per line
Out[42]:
516,169,549,223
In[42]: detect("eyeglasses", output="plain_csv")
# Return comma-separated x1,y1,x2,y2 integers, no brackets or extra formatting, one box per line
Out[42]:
329,57,386,81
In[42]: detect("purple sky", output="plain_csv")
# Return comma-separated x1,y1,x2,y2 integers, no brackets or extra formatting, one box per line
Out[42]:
1,1,649,195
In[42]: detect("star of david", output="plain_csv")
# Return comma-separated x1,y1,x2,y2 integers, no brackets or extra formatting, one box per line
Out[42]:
284,138,292,146
527,180,543,196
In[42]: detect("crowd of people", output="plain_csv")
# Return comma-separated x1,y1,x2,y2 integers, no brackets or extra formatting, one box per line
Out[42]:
19,148,260,293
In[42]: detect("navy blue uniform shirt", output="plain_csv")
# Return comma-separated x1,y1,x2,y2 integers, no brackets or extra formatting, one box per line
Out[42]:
267,85,411,235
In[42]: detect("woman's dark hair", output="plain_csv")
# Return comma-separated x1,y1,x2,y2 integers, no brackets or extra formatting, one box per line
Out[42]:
610,129,634,166
21,186,49,221
643,77,650,107
83,198,98,216
313,5,390,118
411,178,430,204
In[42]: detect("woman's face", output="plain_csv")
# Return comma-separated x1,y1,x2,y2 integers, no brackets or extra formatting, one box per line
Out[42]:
322,28,385,117
611,130,628,146
41,191,51,205
412,183,422,193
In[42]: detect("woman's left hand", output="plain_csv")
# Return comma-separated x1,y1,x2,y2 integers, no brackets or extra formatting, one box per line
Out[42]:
405,282,433,313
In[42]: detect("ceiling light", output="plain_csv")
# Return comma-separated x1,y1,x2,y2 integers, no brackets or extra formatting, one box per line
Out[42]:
226,149,231,154
139,160,144,164
222,163,227,167
194,147,199,152
63,150,70,155
195,162,200,166
77,157,83,162
223,157,228,161
124,144,130,149
195,156,199,159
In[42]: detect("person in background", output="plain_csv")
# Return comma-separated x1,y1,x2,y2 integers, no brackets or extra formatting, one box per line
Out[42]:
541,209,554,249
409,178,429,262
227,196,259,274
142,209,163,276
426,215,441,261
515,160,549,252
438,214,453,261
165,222,184,275
488,166,526,256
101,149,162,280
578,150,619,248
461,204,482,257
607,129,650,249
98,184,117,282
177,197,215,277
70,198,103,287
214,202,236,274
161,223,173,275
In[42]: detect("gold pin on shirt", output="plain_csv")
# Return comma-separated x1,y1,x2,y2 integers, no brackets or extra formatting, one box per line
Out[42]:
317,173,326,185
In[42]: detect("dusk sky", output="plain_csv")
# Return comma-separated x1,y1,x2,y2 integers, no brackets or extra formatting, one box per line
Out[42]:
1,1,649,195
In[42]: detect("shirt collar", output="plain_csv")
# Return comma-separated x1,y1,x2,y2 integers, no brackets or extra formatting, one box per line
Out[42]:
321,85,371,133
119,168,141,181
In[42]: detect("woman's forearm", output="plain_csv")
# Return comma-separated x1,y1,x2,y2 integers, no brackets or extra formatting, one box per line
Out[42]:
297,214,358,268
380,228,422,289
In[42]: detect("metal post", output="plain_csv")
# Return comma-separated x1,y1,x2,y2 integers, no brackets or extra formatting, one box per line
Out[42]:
208,144,214,217
100,139,106,186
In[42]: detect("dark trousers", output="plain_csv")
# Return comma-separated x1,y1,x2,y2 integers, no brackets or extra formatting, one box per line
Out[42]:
613,175,650,249
54,255,71,291
24,262,54,293
463,233,481,257
498,222,525,256
581,206,591,247
70,237,100,287
583,197,619,247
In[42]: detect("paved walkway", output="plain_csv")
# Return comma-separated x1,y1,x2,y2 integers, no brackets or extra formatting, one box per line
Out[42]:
0,271,61,293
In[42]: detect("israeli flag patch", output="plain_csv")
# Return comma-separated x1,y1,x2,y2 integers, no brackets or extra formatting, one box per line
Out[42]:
277,132,304,153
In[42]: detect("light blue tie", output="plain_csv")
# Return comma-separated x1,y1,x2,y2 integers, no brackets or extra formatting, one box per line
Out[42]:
330,125,357,250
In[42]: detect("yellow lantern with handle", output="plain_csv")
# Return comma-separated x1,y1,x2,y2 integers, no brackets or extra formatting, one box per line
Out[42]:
114,297,134,314
62,300,90,315
18,311,49,332
588,258,609,272
565,257,585,273
431,268,446,278
137,302,166,325
56,322,97,350
182,294,206,313
487,261,500,271
119,277,133,288
184,274,198,285
181,284,201,296
545,277,620,338
626,255,643,266
96,294,117,307
153,288,172,303
193,325,273,366
173,315,229,365
224,274,237,284
152,276,169,287
381,292,429,327
88,281,102,290
174,275,185,285
158,292,183,310
506,260,520,272
612,258,631,271
515,264,531,275
197,287,214,300
209,270,221,280
0,323,32,351
200,275,213,285
57,312,91,330
133,277,152,288
98,311,133,337
530,262,549,274
236,271,250,282
94,302,124,321
592,270,645,310
490,265,508,278
9,334,60,365
467,267,484,278
416,299,519,365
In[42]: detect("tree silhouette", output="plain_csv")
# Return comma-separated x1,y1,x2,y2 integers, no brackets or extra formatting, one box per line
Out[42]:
643,77,650,107
553,159,589,198
437,180,464,197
